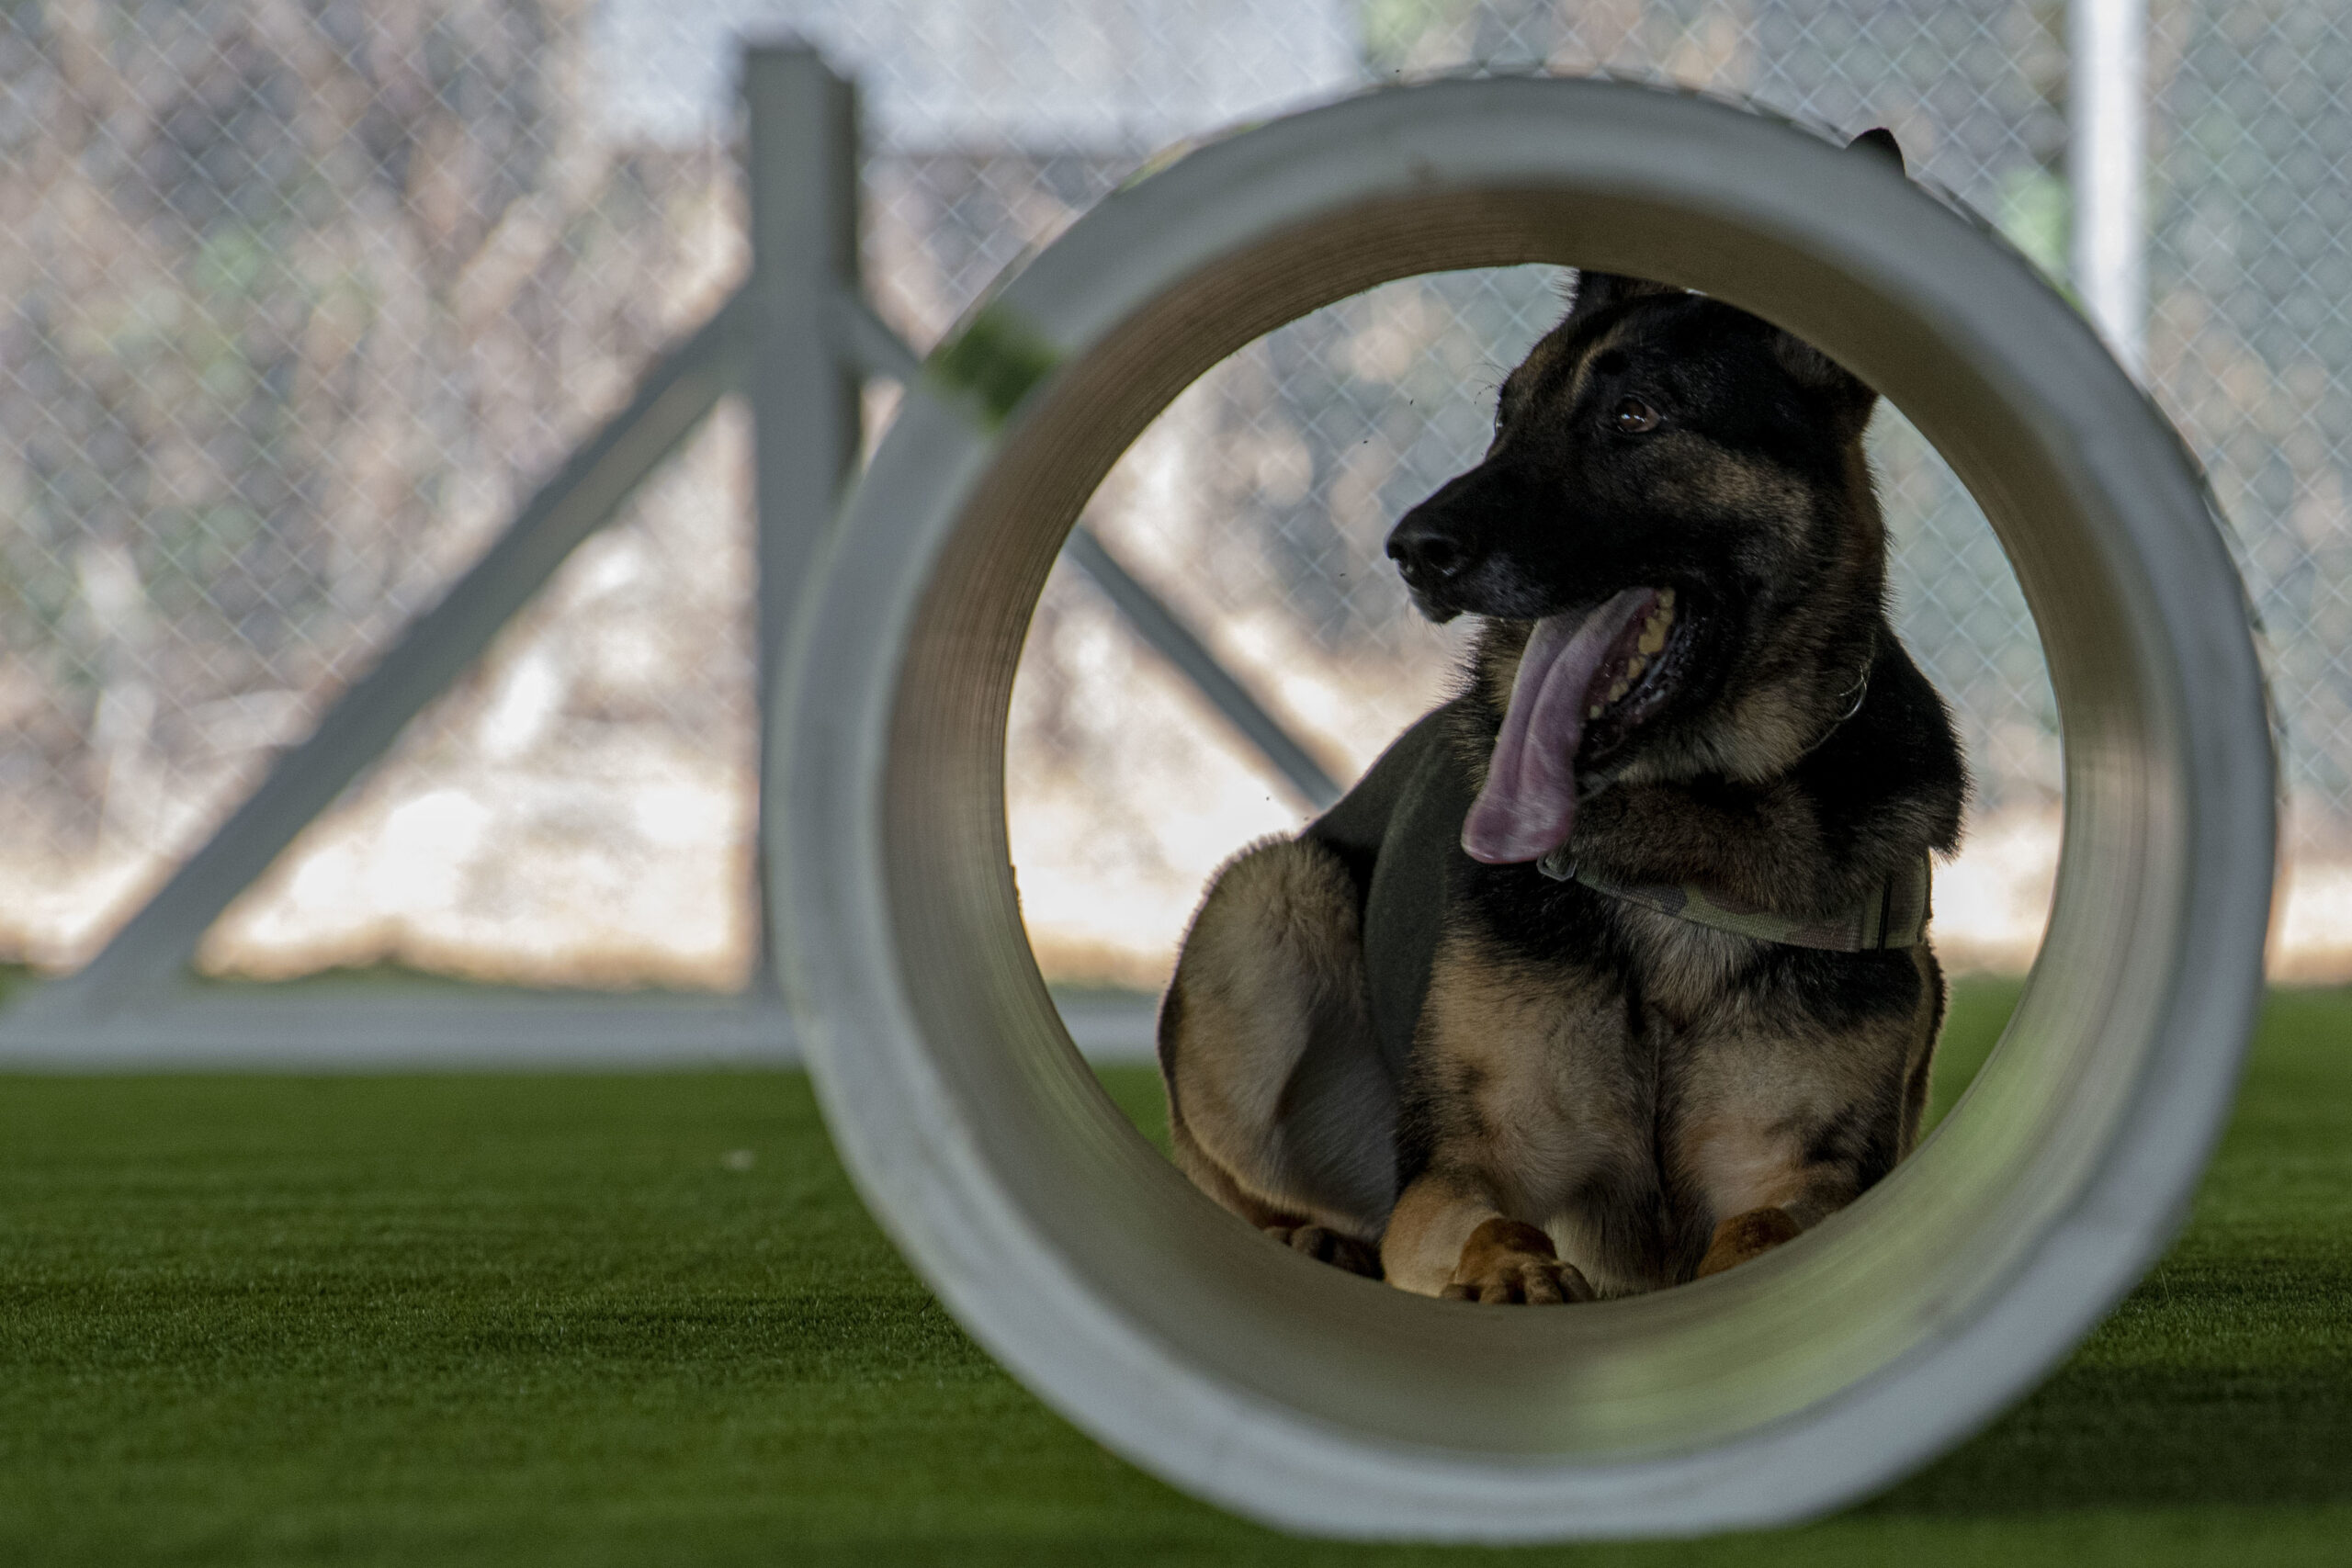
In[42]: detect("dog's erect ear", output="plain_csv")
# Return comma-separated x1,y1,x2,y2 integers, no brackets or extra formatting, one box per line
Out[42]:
1771,332,1879,439
1767,128,1892,438
1565,271,1680,323
1849,127,1904,175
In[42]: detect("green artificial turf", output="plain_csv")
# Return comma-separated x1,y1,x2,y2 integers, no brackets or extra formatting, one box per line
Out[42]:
0,979,2345,1566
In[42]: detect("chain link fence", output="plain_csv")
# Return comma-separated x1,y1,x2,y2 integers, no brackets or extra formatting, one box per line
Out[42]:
0,0,757,983
1,0,2344,994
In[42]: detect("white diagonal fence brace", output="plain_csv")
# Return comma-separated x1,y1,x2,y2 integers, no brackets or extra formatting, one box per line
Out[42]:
0,43,1324,1066
2070,0,2148,375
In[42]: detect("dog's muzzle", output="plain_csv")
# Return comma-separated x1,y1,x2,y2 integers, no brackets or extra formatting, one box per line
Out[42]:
1385,509,1471,621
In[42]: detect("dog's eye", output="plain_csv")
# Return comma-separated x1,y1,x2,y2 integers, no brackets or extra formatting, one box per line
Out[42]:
1611,396,1661,434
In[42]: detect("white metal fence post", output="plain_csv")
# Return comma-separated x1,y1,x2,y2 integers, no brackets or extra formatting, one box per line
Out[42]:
2071,0,2149,375
744,45,865,998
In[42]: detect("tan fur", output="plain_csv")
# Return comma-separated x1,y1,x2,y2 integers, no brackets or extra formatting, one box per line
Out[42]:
1665,996,1917,1229
1645,437,1814,526
1160,838,1396,1247
1559,322,1630,411
1383,931,1650,1294
1440,1217,1592,1304
1696,1208,1804,1277
1679,1116,1812,1217
1897,943,1943,1153
1371,917,1928,1299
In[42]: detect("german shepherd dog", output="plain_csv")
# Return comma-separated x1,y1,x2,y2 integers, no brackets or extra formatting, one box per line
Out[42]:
1156,130,1967,1303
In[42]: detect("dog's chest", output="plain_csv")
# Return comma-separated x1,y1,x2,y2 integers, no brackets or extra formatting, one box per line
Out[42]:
1617,907,1761,1026
1418,921,1723,1183
1419,903,1800,1220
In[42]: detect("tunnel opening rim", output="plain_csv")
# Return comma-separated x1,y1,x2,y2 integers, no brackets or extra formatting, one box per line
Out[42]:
775,75,2273,1539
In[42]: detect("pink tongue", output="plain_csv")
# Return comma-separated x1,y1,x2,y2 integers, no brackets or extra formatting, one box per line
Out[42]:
1462,588,1654,864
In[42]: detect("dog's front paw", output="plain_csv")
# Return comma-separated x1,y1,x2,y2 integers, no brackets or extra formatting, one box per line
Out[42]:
1441,1217,1592,1304
1696,1206,1804,1278
1265,1224,1384,1279
1442,1254,1591,1304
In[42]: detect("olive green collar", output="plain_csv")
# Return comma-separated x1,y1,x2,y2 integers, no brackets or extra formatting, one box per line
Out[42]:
1536,850,1932,952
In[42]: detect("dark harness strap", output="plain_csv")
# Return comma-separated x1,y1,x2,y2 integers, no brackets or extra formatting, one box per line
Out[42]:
1302,705,1470,1083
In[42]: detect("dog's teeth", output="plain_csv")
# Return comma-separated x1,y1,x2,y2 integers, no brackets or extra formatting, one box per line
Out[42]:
1626,655,1646,681
1657,587,1677,609
1607,679,1630,703
1636,621,1667,656
1587,703,1605,720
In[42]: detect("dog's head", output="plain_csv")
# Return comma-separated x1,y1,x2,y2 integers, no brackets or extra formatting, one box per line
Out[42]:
1386,130,1904,865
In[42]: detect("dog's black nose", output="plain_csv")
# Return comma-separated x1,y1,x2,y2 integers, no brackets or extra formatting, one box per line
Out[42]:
1386,513,1469,586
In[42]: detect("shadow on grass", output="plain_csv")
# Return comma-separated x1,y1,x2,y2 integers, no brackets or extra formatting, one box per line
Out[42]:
1866,1230,2352,1518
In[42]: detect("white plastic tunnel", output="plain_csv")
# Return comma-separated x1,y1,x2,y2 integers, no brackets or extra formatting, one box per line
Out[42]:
770,77,2275,1540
